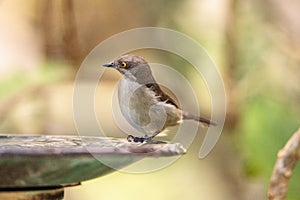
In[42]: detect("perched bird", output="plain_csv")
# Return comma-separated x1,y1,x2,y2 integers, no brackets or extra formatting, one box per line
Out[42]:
103,55,215,143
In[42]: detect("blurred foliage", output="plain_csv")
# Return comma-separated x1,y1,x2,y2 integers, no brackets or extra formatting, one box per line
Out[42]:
234,1,300,199
0,61,71,134
0,61,70,101
238,97,298,175
238,96,299,198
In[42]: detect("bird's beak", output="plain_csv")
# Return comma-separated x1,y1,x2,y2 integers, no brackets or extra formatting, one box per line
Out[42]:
102,62,116,68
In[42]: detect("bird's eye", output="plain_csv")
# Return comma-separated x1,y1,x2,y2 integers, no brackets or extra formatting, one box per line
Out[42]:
121,62,127,68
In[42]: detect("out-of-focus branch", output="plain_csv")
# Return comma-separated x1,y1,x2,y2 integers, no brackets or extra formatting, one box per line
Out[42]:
62,0,82,66
38,0,82,67
224,0,240,130
268,128,300,200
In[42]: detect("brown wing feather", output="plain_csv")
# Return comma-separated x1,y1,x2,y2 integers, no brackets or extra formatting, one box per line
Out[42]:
145,83,179,108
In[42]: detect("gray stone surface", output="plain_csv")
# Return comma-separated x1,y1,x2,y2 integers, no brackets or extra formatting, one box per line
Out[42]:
0,135,186,187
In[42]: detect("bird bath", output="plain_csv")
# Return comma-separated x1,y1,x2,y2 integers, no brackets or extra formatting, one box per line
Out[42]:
0,135,186,199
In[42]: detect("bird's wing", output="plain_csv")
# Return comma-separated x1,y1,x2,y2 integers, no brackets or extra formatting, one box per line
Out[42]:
145,83,179,108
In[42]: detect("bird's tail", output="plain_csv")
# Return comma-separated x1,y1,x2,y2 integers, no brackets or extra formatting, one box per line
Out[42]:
182,112,216,127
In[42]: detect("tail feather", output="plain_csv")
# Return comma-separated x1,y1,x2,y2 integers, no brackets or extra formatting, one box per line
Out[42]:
182,112,216,127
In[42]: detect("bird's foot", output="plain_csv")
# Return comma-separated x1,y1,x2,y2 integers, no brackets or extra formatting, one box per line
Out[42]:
127,135,166,144
127,135,153,143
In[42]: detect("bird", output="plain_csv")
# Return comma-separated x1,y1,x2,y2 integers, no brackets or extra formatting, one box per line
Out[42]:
103,54,216,143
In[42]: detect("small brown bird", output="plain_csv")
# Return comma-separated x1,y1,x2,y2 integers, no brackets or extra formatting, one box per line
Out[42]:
103,55,215,143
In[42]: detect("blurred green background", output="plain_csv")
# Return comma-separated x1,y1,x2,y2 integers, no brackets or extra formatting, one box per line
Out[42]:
0,0,300,199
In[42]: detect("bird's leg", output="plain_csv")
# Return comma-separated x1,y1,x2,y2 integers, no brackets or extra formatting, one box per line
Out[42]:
144,132,167,144
143,135,155,143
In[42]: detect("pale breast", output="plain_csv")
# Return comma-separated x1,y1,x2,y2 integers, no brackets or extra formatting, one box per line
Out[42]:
118,77,182,135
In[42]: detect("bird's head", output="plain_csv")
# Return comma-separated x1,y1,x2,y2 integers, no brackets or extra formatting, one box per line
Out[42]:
103,55,155,84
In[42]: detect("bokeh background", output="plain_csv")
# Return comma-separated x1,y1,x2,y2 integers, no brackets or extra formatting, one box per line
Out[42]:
1,0,300,199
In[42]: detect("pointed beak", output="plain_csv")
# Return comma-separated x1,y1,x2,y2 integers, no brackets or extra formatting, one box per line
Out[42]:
102,62,115,68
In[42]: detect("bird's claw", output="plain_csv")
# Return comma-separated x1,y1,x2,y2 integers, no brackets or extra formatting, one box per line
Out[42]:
127,135,153,143
127,135,167,144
